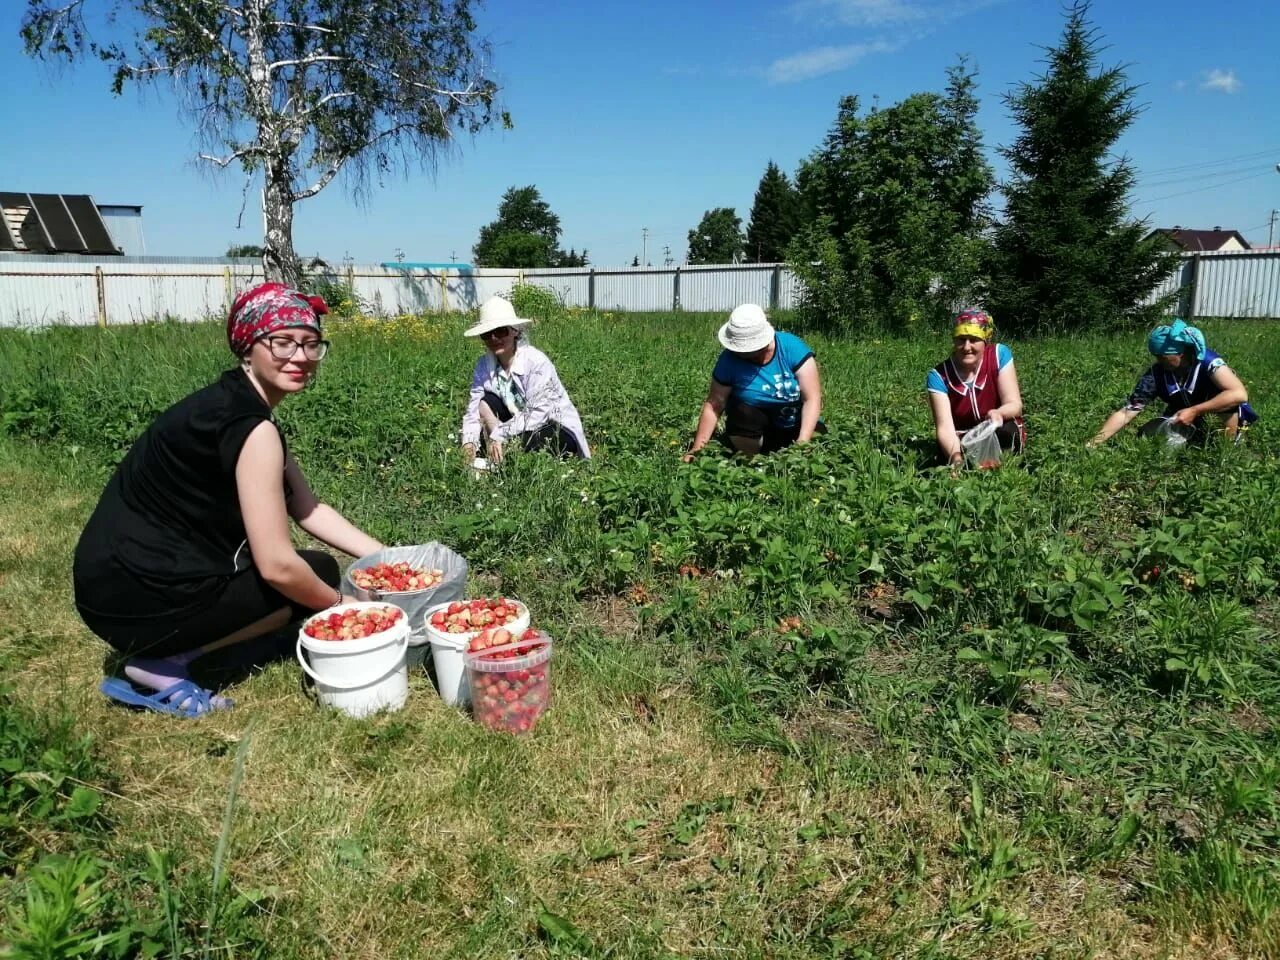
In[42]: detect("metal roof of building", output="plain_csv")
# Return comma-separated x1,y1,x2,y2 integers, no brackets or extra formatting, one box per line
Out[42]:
0,192,123,255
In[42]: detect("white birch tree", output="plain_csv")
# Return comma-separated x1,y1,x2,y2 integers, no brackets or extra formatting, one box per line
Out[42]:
22,0,505,286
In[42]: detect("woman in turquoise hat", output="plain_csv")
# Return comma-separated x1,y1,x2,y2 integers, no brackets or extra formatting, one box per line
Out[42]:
1090,319,1256,446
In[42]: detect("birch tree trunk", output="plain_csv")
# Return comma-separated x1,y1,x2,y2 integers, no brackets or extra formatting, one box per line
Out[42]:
263,155,300,287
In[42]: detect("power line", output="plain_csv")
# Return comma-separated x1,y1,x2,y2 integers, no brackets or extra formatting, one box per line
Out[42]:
1134,169,1275,205
1237,220,1275,234
1137,163,1277,189
1132,146,1280,178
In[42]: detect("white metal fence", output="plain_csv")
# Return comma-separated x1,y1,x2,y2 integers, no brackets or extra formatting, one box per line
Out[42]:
0,250,1276,328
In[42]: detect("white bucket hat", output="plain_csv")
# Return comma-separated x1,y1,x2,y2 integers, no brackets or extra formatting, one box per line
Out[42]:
464,296,533,337
717,303,775,353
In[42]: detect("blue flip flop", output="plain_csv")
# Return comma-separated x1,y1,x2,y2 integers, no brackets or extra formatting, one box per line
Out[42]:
99,677,233,717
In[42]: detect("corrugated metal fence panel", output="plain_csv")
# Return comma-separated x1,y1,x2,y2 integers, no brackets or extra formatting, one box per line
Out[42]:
777,268,802,310
0,260,100,327
103,271,224,325
350,269,442,315
468,272,519,306
104,263,266,324
1143,257,1191,308
345,268,523,313
1196,252,1280,318
520,271,592,307
592,269,675,311
679,266,775,312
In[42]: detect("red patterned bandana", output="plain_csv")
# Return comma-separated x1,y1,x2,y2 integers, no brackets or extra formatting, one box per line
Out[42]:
227,282,329,356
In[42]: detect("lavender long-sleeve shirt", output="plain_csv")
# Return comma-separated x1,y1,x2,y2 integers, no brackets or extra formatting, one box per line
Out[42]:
460,345,591,458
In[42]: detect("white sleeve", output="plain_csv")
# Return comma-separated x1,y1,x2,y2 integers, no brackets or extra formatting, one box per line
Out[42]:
460,359,488,446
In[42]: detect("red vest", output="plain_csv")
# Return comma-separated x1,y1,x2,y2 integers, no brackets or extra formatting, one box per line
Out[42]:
934,343,1023,435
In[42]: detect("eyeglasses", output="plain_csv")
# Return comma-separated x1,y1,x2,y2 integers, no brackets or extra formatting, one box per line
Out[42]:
480,326,513,341
262,336,330,361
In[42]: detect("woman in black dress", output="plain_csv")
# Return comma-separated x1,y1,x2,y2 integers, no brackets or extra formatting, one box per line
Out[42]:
74,283,383,716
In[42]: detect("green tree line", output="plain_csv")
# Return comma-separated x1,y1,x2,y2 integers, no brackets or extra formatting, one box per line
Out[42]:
693,2,1180,336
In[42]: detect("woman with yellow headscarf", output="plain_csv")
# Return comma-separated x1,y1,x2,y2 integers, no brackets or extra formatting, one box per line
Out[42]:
925,309,1025,467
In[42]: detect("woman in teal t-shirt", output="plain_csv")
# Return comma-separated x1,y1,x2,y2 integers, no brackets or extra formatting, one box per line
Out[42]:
683,304,823,459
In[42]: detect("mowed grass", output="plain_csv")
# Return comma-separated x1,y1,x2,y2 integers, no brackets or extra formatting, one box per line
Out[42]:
0,310,1277,958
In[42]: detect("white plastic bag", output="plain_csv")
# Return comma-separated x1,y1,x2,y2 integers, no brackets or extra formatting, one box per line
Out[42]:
960,419,1002,469
1153,417,1193,448
343,543,468,642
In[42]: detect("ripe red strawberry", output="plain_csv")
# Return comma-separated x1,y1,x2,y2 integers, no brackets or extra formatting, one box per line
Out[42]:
430,598,524,635
351,562,443,594
304,605,403,641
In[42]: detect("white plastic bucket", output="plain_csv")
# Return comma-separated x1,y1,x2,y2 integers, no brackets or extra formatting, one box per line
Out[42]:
296,602,410,718
428,631,471,707
422,599,531,707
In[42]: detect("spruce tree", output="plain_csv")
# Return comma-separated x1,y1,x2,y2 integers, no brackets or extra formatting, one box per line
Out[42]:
745,162,802,263
983,2,1178,333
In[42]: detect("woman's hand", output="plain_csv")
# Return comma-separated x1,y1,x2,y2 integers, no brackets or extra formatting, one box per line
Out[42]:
487,438,505,465
985,410,1004,428
1170,406,1200,427
462,442,477,462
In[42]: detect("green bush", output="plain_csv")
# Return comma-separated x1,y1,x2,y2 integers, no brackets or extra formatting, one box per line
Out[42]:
508,282,563,321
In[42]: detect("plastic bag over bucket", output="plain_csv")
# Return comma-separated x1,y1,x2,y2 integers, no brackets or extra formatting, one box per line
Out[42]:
343,543,468,642
960,419,1001,469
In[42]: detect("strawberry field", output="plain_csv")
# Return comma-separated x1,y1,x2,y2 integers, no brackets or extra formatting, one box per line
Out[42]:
0,309,1277,958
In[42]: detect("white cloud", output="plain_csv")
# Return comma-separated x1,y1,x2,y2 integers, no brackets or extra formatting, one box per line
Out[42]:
767,39,899,83
1200,69,1241,94
769,0,1004,82
797,0,927,26
792,0,1003,27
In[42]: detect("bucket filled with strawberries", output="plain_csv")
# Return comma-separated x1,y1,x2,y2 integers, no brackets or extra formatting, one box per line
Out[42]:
463,628,553,734
296,602,411,718
421,598,531,706
343,544,469,670
350,562,444,595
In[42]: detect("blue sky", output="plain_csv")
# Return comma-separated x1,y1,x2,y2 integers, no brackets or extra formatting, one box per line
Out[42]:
1,0,1278,265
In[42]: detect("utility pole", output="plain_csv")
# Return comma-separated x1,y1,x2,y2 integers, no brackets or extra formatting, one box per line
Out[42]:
450,250,458,263
1271,163,1280,248
663,244,673,267
641,227,649,267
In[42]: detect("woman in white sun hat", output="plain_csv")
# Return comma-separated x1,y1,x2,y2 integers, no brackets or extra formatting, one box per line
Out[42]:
460,296,590,465
683,303,823,460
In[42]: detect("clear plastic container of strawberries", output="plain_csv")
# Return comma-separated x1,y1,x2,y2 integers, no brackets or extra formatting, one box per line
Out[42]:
462,627,552,734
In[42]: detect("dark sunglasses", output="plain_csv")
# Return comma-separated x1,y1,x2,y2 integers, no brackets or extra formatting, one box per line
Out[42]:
480,326,513,340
